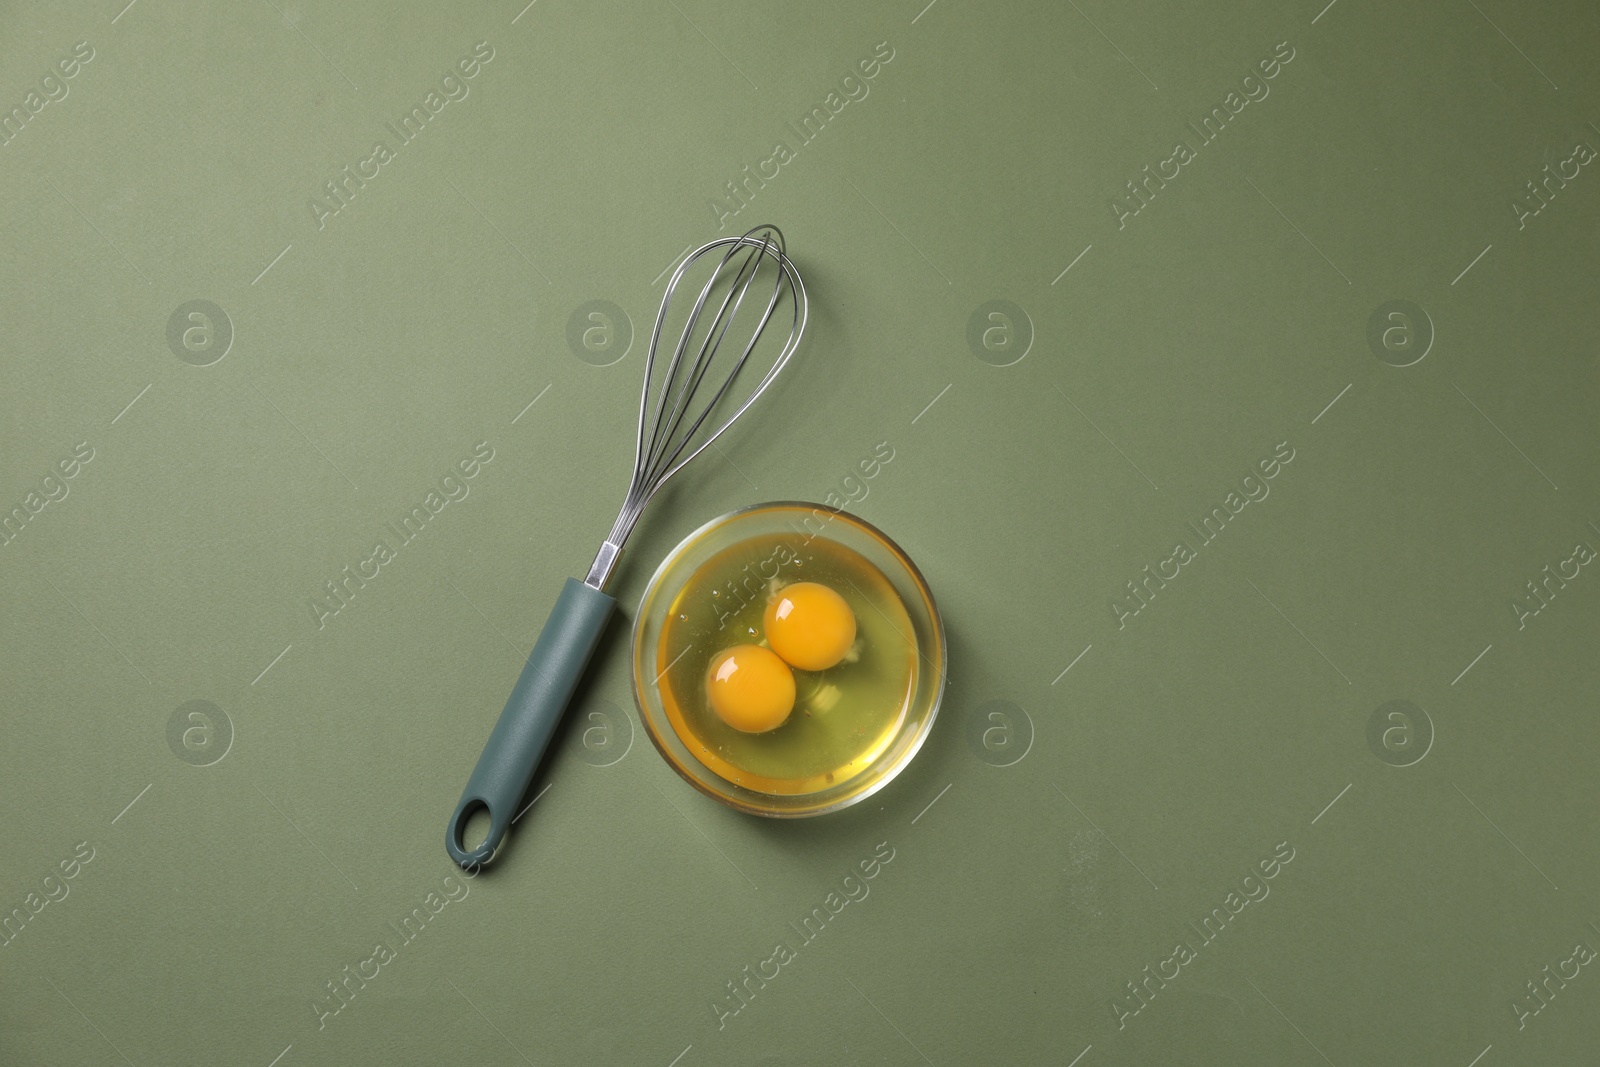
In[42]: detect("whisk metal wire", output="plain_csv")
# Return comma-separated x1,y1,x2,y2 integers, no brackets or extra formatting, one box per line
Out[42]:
587,225,807,589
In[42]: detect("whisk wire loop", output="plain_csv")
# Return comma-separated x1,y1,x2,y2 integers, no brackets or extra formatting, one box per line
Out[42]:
592,225,806,586
641,231,769,485
645,230,782,487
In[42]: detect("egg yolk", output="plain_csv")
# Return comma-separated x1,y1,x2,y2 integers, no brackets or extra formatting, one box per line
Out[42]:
706,645,795,733
764,581,857,671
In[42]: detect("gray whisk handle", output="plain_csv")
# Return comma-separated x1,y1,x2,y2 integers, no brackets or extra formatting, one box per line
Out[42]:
445,577,615,868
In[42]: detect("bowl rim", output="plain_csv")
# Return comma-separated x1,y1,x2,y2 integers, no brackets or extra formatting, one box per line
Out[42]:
630,500,946,818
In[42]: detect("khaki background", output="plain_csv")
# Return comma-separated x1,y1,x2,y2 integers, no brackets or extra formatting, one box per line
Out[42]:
2,0,1598,1064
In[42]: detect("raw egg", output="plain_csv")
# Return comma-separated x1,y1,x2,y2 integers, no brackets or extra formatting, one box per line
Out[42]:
764,581,857,671
706,644,795,733
654,531,919,794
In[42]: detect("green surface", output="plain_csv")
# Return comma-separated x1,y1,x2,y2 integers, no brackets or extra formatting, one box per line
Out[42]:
3,1,1598,1064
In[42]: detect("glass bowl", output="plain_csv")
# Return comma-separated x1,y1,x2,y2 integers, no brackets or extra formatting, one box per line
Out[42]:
632,502,945,817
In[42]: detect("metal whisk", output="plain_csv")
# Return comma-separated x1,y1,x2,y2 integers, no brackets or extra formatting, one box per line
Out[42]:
447,225,807,867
